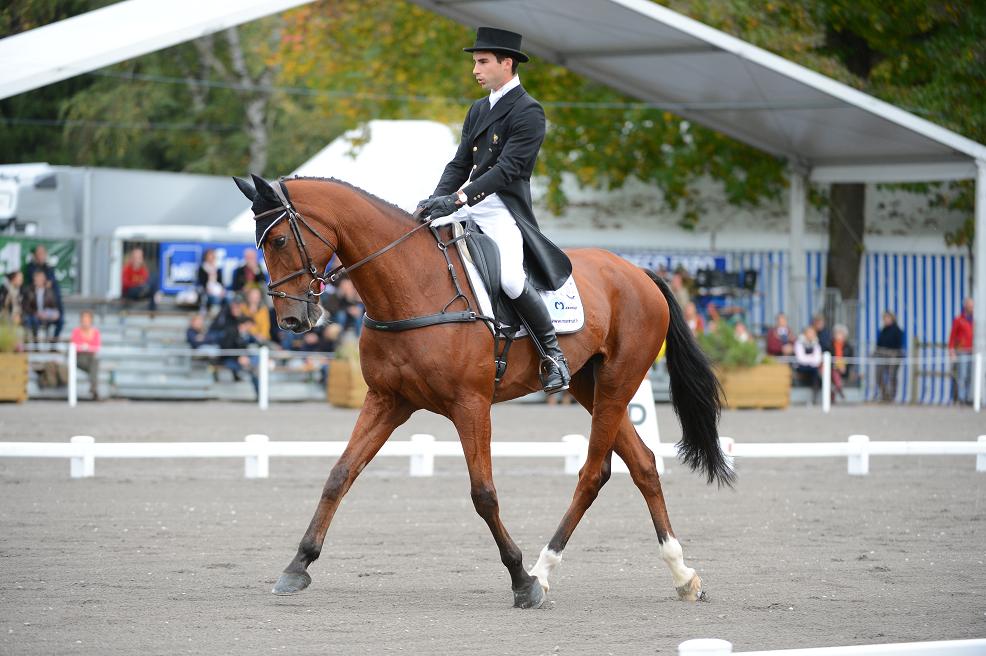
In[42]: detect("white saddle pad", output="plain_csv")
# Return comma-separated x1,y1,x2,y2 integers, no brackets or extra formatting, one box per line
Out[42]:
451,223,584,334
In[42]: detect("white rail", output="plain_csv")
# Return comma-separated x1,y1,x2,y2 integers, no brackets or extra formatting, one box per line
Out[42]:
1,434,984,479
678,637,986,655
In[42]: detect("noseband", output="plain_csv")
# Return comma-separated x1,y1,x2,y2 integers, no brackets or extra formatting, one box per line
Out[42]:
255,179,436,306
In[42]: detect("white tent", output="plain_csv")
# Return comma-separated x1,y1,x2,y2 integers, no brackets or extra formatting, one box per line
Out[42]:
227,120,458,233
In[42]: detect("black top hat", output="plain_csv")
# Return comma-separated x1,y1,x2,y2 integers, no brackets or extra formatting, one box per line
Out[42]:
463,27,529,63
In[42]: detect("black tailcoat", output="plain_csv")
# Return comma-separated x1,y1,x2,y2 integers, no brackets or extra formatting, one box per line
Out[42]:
433,84,572,291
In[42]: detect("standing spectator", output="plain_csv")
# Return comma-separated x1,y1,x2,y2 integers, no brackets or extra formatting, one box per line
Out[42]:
121,247,157,311
875,310,904,403
812,314,833,353
238,287,271,342
670,271,690,311
948,297,974,404
23,270,61,348
23,244,64,341
794,326,823,403
231,249,267,293
324,276,364,337
683,301,704,336
765,312,795,356
70,310,101,400
197,249,226,313
1,270,25,324
831,324,855,400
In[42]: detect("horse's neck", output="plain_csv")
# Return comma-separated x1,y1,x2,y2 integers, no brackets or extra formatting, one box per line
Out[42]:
334,202,456,320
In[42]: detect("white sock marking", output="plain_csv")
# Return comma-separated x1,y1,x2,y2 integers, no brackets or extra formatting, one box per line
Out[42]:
528,546,562,592
660,537,695,588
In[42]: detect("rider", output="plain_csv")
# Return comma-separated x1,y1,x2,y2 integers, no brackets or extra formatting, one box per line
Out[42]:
418,27,573,394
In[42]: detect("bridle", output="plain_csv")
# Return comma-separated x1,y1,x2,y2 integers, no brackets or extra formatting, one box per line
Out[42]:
255,179,436,306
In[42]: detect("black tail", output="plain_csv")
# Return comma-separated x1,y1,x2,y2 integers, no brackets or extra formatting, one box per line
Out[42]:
645,269,734,487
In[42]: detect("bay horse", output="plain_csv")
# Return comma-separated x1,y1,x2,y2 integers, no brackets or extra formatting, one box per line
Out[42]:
234,174,732,609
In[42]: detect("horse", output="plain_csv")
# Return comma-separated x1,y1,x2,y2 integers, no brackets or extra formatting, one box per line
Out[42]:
234,174,732,609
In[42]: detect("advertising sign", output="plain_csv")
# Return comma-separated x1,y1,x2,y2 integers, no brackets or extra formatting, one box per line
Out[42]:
0,237,77,294
158,242,259,295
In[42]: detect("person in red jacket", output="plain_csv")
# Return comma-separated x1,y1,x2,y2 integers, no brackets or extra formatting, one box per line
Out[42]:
948,297,974,404
121,247,156,311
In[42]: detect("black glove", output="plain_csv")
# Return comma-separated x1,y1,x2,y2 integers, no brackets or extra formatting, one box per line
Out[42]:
422,193,459,220
415,195,437,221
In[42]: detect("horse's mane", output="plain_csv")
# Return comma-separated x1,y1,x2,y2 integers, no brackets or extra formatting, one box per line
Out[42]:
289,176,415,224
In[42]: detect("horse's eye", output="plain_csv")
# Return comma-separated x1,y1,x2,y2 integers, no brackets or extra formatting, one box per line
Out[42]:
273,236,288,249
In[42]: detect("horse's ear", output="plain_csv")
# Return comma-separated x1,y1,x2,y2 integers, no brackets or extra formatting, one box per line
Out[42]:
233,176,256,201
251,173,280,205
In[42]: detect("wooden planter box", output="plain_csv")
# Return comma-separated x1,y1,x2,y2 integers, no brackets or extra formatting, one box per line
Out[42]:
718,362,790,409
326,359,368,408
0,352,28,403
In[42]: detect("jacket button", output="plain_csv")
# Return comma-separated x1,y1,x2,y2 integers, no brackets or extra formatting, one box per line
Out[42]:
472,146,477,152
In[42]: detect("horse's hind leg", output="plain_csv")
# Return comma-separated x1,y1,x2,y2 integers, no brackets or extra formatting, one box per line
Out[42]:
449,402,544,609
272,390,414,595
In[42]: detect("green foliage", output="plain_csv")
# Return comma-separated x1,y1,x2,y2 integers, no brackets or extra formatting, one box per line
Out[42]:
0,319,23,353
697,320,761,370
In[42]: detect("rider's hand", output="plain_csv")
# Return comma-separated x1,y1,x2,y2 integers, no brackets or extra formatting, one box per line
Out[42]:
423,193,460,220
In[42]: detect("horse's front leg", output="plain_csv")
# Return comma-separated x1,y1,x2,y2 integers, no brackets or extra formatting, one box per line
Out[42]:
272,390,414,595
450,404,544,609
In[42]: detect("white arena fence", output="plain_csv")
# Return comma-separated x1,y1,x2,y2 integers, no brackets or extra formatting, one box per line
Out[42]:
1,434,984,480
677,637,986,655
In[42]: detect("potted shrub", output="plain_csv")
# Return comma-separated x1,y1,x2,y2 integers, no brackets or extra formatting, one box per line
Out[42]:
326,335,368,408
0,320,28,403
697,320,790,409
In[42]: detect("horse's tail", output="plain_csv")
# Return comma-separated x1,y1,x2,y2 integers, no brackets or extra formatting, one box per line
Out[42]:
644,269,734,487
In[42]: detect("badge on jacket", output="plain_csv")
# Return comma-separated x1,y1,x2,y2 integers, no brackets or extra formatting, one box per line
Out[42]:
492,133,499,144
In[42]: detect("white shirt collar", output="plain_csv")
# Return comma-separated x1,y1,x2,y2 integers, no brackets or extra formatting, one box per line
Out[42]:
489,75,521,108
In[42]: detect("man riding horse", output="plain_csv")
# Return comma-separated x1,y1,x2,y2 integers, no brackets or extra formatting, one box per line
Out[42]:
417,27,572,395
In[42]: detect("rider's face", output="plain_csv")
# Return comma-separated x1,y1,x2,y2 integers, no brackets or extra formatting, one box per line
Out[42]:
472,52,513,92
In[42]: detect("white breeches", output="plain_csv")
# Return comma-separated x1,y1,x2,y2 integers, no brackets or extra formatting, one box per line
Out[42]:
435,193,527,300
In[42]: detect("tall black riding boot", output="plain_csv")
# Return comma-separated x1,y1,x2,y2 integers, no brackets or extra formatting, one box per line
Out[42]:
511,281,571,394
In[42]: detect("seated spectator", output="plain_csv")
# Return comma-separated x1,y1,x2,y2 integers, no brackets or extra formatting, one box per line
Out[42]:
197,249,226,313
831,324,855,400
217,315,260,395
238,287,271,342
812,314,833,353
70,310,102,401
324,276,364,337
765,312,794,356
683,301,704,336
733,321,751,343
0,270,24,324
121,247,157,311
186,314,212,349
794,326,823,403
670,271,690,310
231,249,267,293
705,303,721,335
23,269,61,348
23,244,64,340
875,310,904,402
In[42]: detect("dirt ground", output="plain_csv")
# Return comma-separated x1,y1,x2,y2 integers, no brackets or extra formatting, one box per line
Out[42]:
1,401,984,655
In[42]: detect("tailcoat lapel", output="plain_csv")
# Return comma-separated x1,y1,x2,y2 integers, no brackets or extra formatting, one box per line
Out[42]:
469,85,525,142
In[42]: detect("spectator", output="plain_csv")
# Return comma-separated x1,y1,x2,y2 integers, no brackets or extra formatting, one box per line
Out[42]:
231,249,267,293
186,314,212,349
70,310,101,401
121,247,157,311
23,244,64,341
765,312,795,356
670,271,690,311
238,287,271,342
705,303,721,335
812,314,833,353
875,310,904,403
217,316,259,395
794,326,823,403
733,321,751,343
324,276,364,337
831,323,855,400
23,269,61,348
197,249,226,313
1,270,24,324
948,297,974,404
683,301,704,336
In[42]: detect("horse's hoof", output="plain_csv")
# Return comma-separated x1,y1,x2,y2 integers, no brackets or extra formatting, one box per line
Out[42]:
675,574,706,602
513,578,546,609
272,571,312,595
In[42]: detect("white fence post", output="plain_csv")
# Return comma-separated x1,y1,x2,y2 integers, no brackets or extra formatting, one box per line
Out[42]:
70,435,94,478
977,436,986,473
244,434,270,479
848,434,870,475
67,342,77,408
409,434,435,477
822,351,831,413
974,352,982,413
678,639,732,655
562,434,588,475
258,346,270,410
719,436,736,472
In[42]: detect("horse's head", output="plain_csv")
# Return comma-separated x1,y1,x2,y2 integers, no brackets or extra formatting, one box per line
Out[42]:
233,174,334,333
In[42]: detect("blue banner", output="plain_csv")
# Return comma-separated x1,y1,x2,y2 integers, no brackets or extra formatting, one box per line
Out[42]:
158,242,259,295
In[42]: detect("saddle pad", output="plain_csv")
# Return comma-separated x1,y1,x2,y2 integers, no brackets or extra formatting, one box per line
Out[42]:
452,223,584,334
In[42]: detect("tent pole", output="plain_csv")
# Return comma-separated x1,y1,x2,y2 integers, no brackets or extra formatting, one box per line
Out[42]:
975,159,985,407
788,167,808,328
